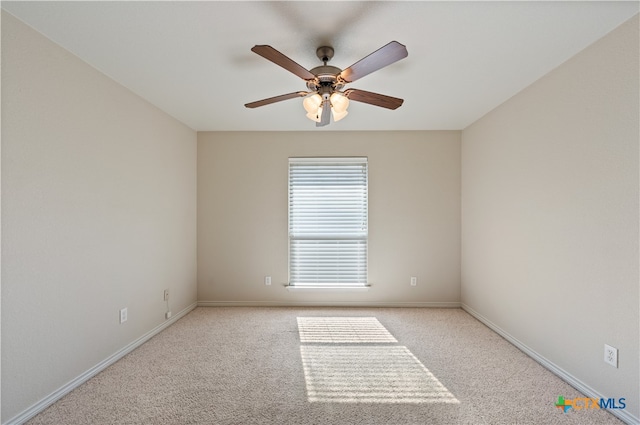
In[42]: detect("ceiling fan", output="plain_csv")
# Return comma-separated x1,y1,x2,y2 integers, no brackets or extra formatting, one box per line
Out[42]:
244,41,408,127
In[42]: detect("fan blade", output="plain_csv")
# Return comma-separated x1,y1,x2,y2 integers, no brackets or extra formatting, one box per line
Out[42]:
251,45,316,81
340,41,408,83
344,89,404,110
316,99,331,127
245,91,308,108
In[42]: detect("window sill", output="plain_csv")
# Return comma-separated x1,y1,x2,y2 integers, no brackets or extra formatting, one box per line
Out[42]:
285,285,371,292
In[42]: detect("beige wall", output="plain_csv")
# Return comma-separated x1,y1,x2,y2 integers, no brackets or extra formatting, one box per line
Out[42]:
1,12,197,422
198,131,461,306
461,15,639,420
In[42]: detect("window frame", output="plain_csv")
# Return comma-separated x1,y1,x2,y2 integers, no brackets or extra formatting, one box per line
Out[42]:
287,157,369,289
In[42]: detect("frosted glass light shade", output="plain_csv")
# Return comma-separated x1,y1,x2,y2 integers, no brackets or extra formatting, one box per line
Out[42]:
303,94,322,114
304,92,349,124
306,107,322,123
332,109,348,122
330,92,349,113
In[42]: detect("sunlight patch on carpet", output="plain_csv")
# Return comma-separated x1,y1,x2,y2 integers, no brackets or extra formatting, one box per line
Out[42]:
296,317,398,343
300,345,459,403
297,316,458,404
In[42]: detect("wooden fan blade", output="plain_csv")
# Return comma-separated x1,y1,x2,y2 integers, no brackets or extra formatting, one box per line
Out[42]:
251,45,316,81
340,41,408,83
344,89,404,110
316,99,331,127
245,92,308,108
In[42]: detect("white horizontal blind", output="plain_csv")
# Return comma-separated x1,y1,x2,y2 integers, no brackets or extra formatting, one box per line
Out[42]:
289,157,368,286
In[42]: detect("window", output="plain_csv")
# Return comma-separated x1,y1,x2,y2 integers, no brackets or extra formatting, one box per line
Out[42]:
288,157,368,287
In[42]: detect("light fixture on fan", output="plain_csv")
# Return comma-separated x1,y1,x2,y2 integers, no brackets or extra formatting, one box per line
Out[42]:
245,42,407,127
303,92,349,123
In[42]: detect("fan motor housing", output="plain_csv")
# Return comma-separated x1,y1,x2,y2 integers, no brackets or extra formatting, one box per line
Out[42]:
308,65,341,91
311,65,341,80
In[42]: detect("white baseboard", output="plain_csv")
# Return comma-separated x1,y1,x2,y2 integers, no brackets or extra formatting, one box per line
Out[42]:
5,302,198,425
461,303,639,425
197,300,461,308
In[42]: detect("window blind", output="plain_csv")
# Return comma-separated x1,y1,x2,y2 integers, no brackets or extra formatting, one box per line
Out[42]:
289,157,368,286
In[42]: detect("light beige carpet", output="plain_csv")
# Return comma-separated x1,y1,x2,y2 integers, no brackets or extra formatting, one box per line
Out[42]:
27,307,623,424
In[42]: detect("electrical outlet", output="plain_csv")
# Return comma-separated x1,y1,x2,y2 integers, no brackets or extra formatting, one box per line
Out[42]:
163,289,169,301
410,276,417,286
265,276,272,286
165,311,172,319
119,308,128,324
604,344,618,368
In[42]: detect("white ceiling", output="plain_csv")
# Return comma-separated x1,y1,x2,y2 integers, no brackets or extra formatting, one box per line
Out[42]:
3,1,638,131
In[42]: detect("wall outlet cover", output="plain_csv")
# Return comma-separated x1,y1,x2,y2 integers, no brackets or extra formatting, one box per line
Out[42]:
604,344,618,368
